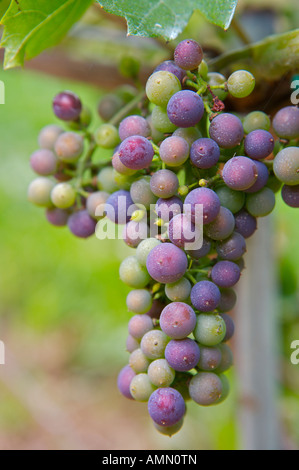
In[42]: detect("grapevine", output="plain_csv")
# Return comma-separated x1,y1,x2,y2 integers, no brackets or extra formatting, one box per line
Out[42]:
27,39,299,437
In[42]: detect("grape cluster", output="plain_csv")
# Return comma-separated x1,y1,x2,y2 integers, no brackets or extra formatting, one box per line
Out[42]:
27,38,299,436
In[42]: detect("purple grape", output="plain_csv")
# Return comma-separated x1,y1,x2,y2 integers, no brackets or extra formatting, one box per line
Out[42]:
112,152,136,176
118,115,151,141
154,60,186,83
117,365,136,400
174,39,203,71
46,208,69,227
184,187,221,225
167,90,204,128
204,206,235,241
38,124,64,150
155,196,183,221
211,261,241,288
145,299,166,319
123,220,149,248
209,113,244,149
105,190,134,224
53,91,82,121
245,161,269,193
165,338,200,372
146,243,188,284
190,138,220,169
216,232,247,260
215,344,233,373
168,214,201,249
221,313,235,342
190,280,221,312
197,346,222,371
159,136,189,167
244,130,274,160
118,136,154,170
234,209,257,238
128,314,153,339
126,335,140,353
218,288,237,312
68,210,97,238
150,169,179,198
273,106,299,140
148,387,186,427
160,302,197,339
281,184,299,208
186,237,212,259
30,149,58,176
222,156,258,190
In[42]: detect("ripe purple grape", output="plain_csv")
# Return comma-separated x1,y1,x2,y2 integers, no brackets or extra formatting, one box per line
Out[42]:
146,243,188,284
160,302,197,339
53,91,82,121
222,156,258,191
204,206,235,241
68,210,96,238
123,220,149,248
168,214,201,249
30,149,58,176
190,280,221,312
159,136,189,167
189,372,223,406
197,346,222,371
167,90,204,128
272,106,299,140
221,313,235,342
155,196,183,221
281,184,299,208
211,261,241,288
150,169,179,198
128,314,153,339
218,288,237,312
105,190,134,224
209,113,244,149
118,115,151,141
46,208,69,227
186,237,212,259
244,129,274,160
165,338,200,372
118,136,154,170
148,387,186,427
216,232,247,261
245,161,269,193
184,187,221,225
117,365,136,400
234,209,257,238
154,60,186,83
174,39,203,71
190,138,220,169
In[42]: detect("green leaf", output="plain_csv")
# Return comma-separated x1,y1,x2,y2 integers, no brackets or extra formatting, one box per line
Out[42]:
0,0,11,21
1,0,93,69
97,0,238,40
210,29,299,80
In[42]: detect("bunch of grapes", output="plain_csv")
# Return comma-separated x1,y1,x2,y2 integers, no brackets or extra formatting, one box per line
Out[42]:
27,38,299,436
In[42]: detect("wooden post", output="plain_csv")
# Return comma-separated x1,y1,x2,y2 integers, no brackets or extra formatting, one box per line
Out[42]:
235,216,281,450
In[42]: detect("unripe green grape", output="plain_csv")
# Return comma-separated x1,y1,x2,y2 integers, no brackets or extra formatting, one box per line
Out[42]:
51,182,76,209
119,256,151,288
147,359,175,387
194,314,226,347
129,348,151,373
126,289,153,314
153,418,183,436
273,147,299,186
266,174,282,193
152,106,177,133
68,106,92,130
113,169,133,191
140,330,169,360
130,373,156,402
246,187,276,217
130,176,157,209
215,185,245,214
227,70,255,98
28,177,55,207
173,127,202,148
97,167,118,193
207,72,228,101
215,344,233,373
146,71,181,107
54,132,84,163
146,115,165,144
198,59,209,80
95,124,120,149
189,372,223,406
136,238,162,266
165,277,191,302
216,373,230,404
243,111,271,134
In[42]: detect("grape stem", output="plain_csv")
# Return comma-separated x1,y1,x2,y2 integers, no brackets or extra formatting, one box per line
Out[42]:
109,91,146,126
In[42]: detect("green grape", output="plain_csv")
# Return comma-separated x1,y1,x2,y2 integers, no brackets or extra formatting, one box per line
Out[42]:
246,187,276,217
51,183,76,209
130,176,157,209
273,147,299,186
147,359,175,387
126,289,153,314
193,314,226,347
130,373,156,402
152,106,177,133
113,169,133,191
28,177,55,207
266,174,282,193
207,72,228,101
227,70,255,98
146,71,181,107
68,106,92,130
153,418,183,436
95,124,120,149
129,348,151,373
119,256,151,288
165,277,191,302
243,111,271,134
173,127,202,148
97,167,118,193
216,373,230,404
198,59,209,80
215,185,245,214
136,238,162,266
140,330,169,360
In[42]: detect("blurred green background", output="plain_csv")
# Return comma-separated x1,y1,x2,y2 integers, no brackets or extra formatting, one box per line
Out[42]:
0,0,298,450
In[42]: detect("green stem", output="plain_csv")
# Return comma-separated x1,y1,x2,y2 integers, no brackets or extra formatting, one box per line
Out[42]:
231,18,251,46
185,272,197,285
109,91,146,127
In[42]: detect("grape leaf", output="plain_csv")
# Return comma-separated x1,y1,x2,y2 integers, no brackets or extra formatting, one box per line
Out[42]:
96,0,238,39
0,0,11,20
210,29,299,80
0,0,93,69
